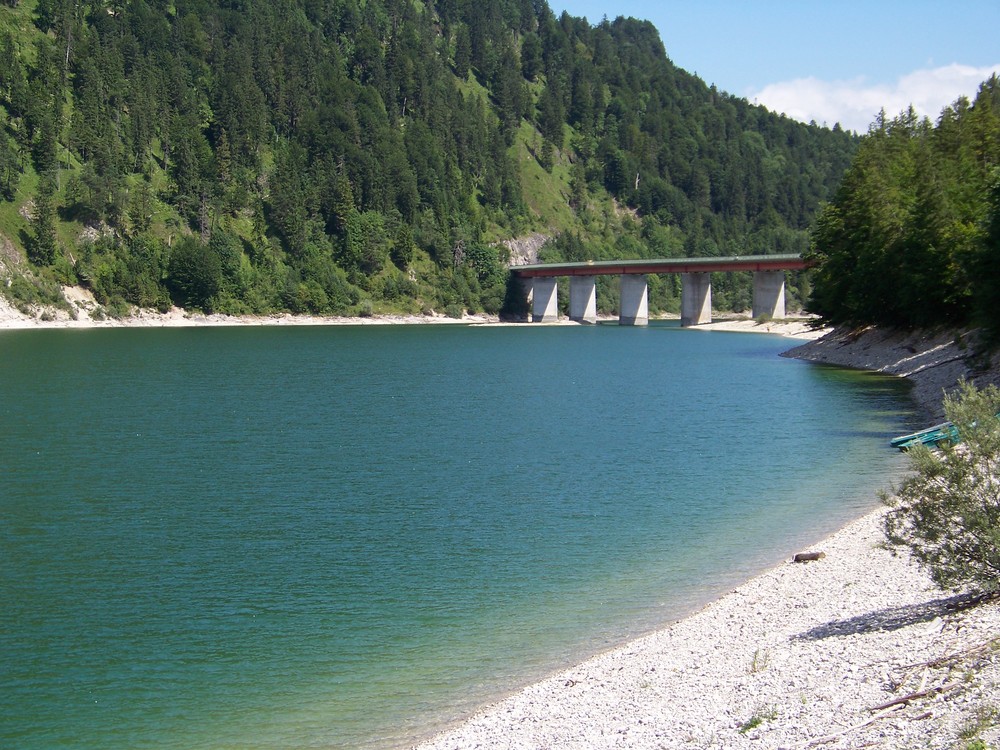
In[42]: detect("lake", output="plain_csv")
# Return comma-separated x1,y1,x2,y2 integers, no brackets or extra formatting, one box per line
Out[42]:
0,323,915,749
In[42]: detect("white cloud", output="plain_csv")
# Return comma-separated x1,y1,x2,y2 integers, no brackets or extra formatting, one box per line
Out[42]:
748,63,1000,133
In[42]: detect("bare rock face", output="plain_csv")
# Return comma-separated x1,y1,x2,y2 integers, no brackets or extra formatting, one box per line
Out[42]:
0,233,23,272
501,233,550,267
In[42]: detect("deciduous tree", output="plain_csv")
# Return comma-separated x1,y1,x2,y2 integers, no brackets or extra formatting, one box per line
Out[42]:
884,382,1000,594
166,236,222,310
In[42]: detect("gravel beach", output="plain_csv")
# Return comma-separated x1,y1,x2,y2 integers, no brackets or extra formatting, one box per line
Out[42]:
4,291,998,748
413,511,1000,750
412,325,1000,750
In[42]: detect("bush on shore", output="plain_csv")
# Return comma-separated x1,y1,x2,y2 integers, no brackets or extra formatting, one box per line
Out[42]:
883,381,1000,594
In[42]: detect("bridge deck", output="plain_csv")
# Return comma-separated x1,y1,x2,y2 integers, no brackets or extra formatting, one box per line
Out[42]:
511,254,810,278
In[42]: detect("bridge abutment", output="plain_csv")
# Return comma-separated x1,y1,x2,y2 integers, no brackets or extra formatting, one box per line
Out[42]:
619,274,648,326
680,272,712,326
569,275,597,323
752,271,786,320
531,277,559,323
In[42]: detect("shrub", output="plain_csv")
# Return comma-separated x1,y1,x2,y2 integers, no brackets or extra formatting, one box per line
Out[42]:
4,273,67,312
166,237,222,310
105,296,131,319
883,381,1000,594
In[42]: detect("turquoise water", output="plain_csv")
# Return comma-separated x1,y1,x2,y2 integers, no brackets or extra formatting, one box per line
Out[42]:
0,324,915,749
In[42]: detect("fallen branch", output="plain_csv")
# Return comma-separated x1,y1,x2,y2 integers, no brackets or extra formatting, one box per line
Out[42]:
869,682,958,712
897,636,1000,671
779,705,905,749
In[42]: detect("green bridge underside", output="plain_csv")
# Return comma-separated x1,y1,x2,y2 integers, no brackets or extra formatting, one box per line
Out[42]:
512,254,810,278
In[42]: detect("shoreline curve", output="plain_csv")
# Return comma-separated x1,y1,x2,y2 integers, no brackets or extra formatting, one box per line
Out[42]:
408,326,1000,750
6,290,999,747
410,509,999,750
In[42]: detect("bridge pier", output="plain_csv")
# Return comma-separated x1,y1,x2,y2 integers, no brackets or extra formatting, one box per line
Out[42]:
569,275,597,323
619,274,648,326
680,272,712,326
518,254,808,325
752,271,785,320
531,277,559,323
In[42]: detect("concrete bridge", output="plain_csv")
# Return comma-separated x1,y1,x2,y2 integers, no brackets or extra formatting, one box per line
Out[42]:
511,254,811,326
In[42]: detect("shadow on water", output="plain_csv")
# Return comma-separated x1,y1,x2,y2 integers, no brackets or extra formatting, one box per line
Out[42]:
825,429,904,440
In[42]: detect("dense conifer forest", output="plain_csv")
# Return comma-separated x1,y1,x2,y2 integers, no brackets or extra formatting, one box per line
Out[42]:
808,78,1000,337
0,0,859,318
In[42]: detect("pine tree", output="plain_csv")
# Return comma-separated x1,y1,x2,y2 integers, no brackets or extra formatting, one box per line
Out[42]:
0,127,20,201
976,168,1000,339
29,173,58,265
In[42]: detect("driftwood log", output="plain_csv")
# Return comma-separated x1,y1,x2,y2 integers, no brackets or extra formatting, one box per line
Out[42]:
792,551,826,563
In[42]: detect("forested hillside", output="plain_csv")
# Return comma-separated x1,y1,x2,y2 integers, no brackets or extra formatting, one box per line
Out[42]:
0,0,857,319
808,76,1000,336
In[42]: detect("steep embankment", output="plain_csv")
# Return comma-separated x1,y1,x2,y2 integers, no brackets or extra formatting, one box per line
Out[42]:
784,326,1000,419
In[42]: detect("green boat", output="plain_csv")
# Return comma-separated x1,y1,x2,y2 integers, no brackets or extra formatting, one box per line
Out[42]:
890,420,959,451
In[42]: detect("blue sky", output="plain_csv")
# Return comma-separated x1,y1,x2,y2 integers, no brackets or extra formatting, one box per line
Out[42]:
550,0,1000,132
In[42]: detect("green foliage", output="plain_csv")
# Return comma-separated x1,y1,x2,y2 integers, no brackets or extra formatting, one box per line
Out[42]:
376,269,418,302
0,125,20,201
27,171,57,265
343,210,390,277
499,274,530,320
520,33,542,82
1,272,66,314
391,223,416,270
958,704,998,746
738,706,777,734
0,0,857,318
975,167,1000,341
810,77,1000,329
166,237,222,311
884,382,1000,594
78,234,172,311
463,241,505,287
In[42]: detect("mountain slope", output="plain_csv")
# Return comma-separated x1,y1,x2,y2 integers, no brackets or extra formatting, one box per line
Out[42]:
0,0,857,318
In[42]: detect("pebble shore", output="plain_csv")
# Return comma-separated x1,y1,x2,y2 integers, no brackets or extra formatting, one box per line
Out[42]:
414,510,1000,750
414,326,1000,750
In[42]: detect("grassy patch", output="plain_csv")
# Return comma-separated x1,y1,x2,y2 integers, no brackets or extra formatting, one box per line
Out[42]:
513,121,575,231
0,0,38,49
1,271,68,314
749,647,770,674
958,705,998,745
738,706,777,734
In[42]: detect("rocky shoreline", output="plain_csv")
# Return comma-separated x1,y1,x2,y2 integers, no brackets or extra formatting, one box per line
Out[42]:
784,325,1000,419
410,326,1000,750
0,286,500,329
413,510,1000,750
